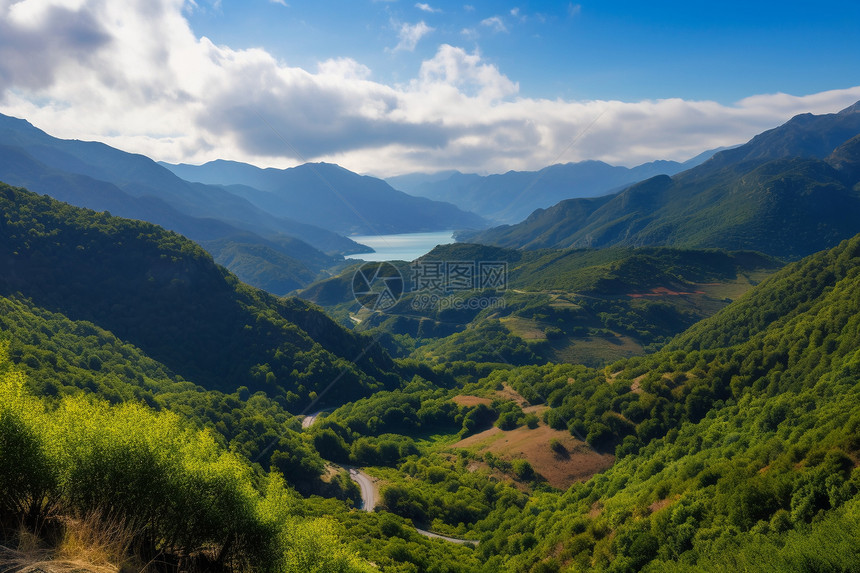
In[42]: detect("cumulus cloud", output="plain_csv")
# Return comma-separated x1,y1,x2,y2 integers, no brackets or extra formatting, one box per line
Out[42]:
0,1,111,91
0,0,858,178
391,21,434,52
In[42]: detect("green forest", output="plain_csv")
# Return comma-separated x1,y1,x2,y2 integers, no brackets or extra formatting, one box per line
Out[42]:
2,164,860,573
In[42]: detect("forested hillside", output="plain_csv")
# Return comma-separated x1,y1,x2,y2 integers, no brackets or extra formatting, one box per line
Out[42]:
465,102,860,259
1,182,860,572
0,183,398,407
0,351,374,572
308,233,860,571
299,244,781,366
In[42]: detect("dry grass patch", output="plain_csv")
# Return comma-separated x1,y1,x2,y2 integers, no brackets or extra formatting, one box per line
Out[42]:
451,395,492,408
452,425,614,490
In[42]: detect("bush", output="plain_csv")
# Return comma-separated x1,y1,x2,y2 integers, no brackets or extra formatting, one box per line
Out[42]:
513,459,535,481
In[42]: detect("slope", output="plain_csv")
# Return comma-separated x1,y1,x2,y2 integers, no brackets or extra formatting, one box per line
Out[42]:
338,232,860,572
483,231,860,571
0,113,374,293
466,101,860,260
297,244,780,366
0,182,399,408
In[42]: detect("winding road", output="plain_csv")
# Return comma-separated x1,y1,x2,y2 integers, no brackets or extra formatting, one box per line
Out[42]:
348,468,477,545
349,468,377,512
414,528,477,545
301,417,476,544
301,411,323,429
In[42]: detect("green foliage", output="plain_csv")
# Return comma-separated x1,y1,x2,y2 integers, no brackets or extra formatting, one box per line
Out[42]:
512,459,535,481
0,182,400,407
374,453,527,533
0,359,370,572
411,321,540,366
0,295,327,492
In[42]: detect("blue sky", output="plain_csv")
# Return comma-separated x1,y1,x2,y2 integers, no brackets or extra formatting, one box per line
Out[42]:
0,0,858,175
186,0,860,102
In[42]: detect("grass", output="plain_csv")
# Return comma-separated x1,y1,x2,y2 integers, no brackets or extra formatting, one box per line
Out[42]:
545,333,644,367
450,424,614,490
0,512,137,573
694,269,776,301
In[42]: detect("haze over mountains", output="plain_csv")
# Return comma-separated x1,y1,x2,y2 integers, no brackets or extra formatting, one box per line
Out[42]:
161,160,486,235
0,110,749,299
464,102,860,260
385,148,725,224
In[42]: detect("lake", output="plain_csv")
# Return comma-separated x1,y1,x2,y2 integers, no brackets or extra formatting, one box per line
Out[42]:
346,231,456,262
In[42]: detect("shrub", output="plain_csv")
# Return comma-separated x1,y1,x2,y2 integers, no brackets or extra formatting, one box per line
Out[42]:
0,359,370,573
513,459,535,481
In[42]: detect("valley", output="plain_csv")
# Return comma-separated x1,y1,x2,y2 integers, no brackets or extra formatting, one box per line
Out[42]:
1,99,860,573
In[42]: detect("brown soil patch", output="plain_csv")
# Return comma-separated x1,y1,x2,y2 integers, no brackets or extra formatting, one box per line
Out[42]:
452,395,492,407
451,424,614,490
495,383,529,408
322,463,343,481
627,286,705,298
523,404,549,417
630,374,646,394
588,501,603,518
648,496,676,514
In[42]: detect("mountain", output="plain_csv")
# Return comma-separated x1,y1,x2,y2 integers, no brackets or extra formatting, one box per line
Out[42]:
162,159,488,235
464,102,860,260
0,182,399,406
298,243,781,367
299,231,860,571
383,169,461,193
0,113,371,294
0,113,356,247
467,231,860,570
384,150,725,224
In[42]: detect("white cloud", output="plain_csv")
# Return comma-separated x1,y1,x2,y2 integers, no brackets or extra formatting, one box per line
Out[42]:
460,27,478,39
0,0,858,179
480,16,507,33
415,3,440,13
317,57,372,81
568,3,581,17
391,21,433,52
269,0,289,6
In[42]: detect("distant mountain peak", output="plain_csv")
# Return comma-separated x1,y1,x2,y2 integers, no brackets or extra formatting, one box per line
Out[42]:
466,102,860,260
838,100,860,115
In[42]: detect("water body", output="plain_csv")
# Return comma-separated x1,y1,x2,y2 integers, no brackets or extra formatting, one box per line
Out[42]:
347,230,455,262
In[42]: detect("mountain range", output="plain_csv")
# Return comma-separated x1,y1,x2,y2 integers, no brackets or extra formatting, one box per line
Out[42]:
385,148,725,224
161,159,487,235
0,113,483,294
4,100,860,572
463,102,860,260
